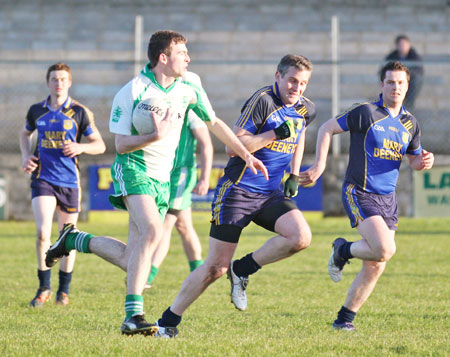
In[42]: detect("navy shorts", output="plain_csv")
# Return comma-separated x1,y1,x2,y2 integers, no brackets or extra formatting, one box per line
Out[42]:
210,176,298,243
31,179,80,214
342,182,398,231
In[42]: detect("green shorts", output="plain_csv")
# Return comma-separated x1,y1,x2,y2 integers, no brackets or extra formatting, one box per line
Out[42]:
169,166,197,211
109,162,170,220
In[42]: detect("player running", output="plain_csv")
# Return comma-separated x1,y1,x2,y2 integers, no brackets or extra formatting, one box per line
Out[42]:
154,54,315,337
45,30,266,336
300,61,434,330
20,63,105,307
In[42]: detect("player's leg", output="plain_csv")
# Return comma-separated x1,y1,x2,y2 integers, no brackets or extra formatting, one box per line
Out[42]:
146,211,177,286
30,194,57,307
52,185,80,305
120,194,164,336
174,207,203,270
251,207,311,266
328,184,397,282
155,235,238,337
331,216,395,330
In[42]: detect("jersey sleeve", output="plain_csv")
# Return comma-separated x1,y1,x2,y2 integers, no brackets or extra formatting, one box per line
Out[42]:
77,104,95,138
336,103,369,132
302,98,317,127
109,80,134,135
235,94,268,134
25,106,36,132
187,110,206,130
188,83,216,123
406,119,422,155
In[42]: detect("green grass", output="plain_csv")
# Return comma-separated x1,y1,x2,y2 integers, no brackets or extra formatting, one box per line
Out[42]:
0,212,449,356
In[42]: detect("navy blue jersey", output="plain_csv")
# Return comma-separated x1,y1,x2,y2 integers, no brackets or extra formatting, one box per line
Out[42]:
337,94,422,195
224,83,316,194
25,96,95,188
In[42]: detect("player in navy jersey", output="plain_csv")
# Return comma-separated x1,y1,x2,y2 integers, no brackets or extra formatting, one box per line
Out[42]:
154,54,315,336
300,61,434,331
19,63,105,307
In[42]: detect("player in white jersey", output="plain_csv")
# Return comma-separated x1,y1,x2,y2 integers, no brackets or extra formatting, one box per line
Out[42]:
45,30,267,336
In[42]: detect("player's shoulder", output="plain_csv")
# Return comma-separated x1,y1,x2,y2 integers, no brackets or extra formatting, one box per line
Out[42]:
182,71,202,87
27,100,47,114
346,101,375,116
400,110,420,129
299,96,315,111
249,85,275,105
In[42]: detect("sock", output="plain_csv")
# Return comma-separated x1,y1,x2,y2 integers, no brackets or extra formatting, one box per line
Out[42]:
147,265,159,285
57,270,72,295
232,253,261,277
37,269,51,290
335,306,356,324
188,259,203,272
125,294,144,319
65,231,94,253
158,307,182,327
339,242,354,260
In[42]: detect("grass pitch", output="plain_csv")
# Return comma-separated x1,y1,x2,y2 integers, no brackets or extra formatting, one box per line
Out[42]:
0,212,449,356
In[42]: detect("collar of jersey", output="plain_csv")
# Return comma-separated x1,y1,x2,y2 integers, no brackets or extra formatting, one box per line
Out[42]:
141,63,180,93
272,82,301,107
43,95,72,112
376,93,407,118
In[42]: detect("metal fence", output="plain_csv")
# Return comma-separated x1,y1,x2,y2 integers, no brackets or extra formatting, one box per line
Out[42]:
1,58,449,156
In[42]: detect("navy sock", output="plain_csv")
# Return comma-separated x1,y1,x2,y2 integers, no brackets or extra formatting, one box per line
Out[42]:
335,306,356,324
57,270,73,295
339,242,354,260
232,253,261,277
158,307,182,327
37,269,51,289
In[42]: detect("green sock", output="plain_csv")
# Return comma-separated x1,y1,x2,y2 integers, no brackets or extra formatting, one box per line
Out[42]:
147,265,159,285
65,231,94,253
189,260,204,272
125,294,144,319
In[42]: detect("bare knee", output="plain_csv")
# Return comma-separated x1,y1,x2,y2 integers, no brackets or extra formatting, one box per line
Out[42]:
287,226,312,254
204,263,228,284
36,229,50,244
374,243,396,262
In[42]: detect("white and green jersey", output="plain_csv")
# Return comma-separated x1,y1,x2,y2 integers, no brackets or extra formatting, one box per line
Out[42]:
173,110,206,169
109,66,215,182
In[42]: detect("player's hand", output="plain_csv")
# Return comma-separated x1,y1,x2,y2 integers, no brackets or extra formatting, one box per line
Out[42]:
245,154,269,180
193,178,209,196
152,108,172,140
420,149,434,170
284,174,300,198
298,163,325,186
23,155,39,174
63,141,84,158
274,119,298,140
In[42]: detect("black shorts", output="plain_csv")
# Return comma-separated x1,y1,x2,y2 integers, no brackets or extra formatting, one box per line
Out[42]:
210,177,298,243
31,179,80,214
342,182,398,231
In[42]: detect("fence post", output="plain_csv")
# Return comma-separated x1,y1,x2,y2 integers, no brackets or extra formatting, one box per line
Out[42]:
134,15,144,76
331,15,340,157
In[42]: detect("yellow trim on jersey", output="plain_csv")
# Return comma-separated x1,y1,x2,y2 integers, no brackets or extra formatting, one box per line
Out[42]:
403,120,413,131
234,164,248,185
236,88,271,128
346,184,364,223
362,115,389,190
212,179,233,225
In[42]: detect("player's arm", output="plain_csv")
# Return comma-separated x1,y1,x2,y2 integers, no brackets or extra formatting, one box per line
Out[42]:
115,109,172,154
407,149,434,171
19,127,39,174
299,118,344,185
62,127,106,158
205,118,268,179
284,129,306,198
225,126,276,156
191,125,213,196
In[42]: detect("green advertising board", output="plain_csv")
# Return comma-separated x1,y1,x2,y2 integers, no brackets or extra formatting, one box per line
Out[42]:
414,167,450,217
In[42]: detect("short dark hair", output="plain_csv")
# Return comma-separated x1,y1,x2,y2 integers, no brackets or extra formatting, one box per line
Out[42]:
147,30,187,68
380,61,410,82
277,54,312,77
46,63,71,82
395,34,410,45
